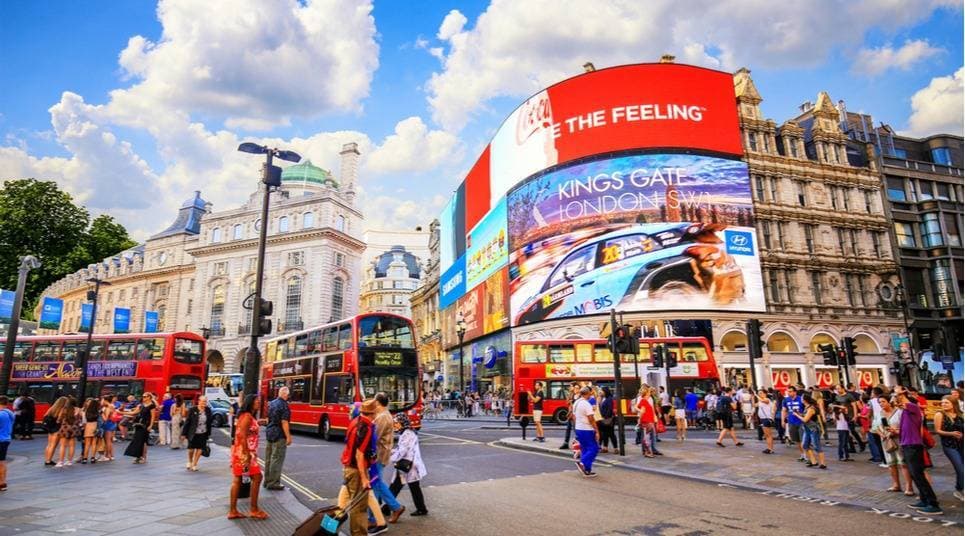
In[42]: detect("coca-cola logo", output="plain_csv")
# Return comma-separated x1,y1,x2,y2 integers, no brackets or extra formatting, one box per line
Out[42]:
516,92,553,145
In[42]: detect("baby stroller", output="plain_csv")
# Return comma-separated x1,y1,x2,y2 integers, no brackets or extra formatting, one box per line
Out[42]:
694,411,717,431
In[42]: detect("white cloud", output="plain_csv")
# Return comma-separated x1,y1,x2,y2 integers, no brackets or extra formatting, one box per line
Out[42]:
359,193,446,232
367,116,461,173
852,39,944,75
904,67,964,137
424,0,959,130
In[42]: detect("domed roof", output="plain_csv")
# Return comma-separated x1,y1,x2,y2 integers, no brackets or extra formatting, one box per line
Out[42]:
373,245,421,279
281,160,338,188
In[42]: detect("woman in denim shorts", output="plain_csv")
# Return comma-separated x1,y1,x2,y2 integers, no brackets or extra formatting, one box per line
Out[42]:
794,394,827,469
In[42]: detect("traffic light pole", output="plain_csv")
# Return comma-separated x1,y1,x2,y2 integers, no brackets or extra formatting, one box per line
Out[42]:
243,151,273,398
609,310,626,457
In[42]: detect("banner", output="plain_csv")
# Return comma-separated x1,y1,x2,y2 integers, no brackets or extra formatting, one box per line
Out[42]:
0,289,14,324
39,297,64,330
80,303,93,333
113,307,131,334
144,311,159,333
13,360,136,380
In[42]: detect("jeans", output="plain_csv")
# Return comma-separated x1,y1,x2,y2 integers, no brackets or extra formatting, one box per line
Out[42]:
943,445,964,492
370,463,402,513
263,438,287,488
343,467,368,536
903,445,939,507
801,426,823,453
158,420,171,445
867,432,883,462
575,429,599,472
837,430,850,460
562,419,573,446
648,426,660,454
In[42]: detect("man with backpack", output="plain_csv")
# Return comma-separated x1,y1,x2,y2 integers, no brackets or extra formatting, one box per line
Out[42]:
341,399,378,536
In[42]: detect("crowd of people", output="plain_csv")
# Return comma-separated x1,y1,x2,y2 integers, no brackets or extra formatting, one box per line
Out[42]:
423,388,513,419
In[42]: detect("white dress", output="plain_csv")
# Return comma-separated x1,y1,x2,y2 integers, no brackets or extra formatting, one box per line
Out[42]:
389,429,427,484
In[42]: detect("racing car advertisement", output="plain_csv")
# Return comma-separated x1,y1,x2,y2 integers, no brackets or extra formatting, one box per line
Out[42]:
507,152,765,325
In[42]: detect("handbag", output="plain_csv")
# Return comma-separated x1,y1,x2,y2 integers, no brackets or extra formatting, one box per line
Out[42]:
394,458,413,473
655,420,667,434
238,476,252,499
921,425,936,450
201,444,211,457
882,433,899,453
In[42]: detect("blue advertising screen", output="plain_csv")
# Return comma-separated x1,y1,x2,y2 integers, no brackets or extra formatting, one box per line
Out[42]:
113,307,131,334
439,255,466,310
144,311,159,333
0,289,14,324
39,297,64,330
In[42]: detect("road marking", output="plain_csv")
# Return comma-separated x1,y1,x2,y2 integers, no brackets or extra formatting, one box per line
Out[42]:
419,432,481,444
485,440,616,467
216,428,327,502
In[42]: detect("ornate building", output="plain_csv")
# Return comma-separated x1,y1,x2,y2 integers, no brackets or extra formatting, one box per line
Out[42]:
359,245,423,317
37,143,366,373
410,220,443,389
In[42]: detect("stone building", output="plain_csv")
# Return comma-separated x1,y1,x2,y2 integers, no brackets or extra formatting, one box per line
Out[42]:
359,245,423,317
36,143,366,373
410,220,443,388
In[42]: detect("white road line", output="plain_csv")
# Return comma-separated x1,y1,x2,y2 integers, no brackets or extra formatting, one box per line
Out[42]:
217,428,326,501
419,432,482,444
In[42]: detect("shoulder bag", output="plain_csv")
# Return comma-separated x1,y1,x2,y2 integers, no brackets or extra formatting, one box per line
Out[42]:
394,458,413,473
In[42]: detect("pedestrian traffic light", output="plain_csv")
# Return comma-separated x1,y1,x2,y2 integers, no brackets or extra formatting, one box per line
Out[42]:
613,324,628,354
666,349,677,369
652,344,664,368
628,326,641,356
818,343,837,366
256,298,273,336
842,336,857,365
746,319,765,360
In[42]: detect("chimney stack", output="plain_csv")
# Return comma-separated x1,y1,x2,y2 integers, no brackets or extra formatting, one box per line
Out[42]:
659,54,675,63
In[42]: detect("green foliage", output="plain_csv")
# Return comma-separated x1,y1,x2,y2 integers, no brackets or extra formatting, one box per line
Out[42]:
0,179,138,319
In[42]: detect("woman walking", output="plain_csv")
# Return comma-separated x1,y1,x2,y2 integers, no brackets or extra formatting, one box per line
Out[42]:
123,393,156,464
755,389,775,454
794,395,827,469
81,398,100,464
183,396,212,471
170,394,186,450
389,413,429,517
876,396,914,495
933,395,963,500
42,397,67,466
598,387,617,452
636,387,658,458
100,395,117,461
672,389,687,441
55,397,78,467
228,394,268,520
715,387,743,447
833,406,852,462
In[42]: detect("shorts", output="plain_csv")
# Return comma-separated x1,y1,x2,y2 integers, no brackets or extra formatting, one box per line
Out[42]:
801,426,823,453
759,418,775,428
661,405,672,416
883,447,905,466
0,441,8,461
720,412,734,430
685,410,697,421
84,422,98,438
532,410,543,421
674,409,686,420
787,424,802,443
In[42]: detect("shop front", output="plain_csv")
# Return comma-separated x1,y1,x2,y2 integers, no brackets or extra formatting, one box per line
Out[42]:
768,366,805,392
812,366,842,390
468,330,512,396
855,366,885,390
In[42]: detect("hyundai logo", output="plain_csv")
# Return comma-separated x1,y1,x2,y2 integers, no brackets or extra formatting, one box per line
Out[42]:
730,235,748,246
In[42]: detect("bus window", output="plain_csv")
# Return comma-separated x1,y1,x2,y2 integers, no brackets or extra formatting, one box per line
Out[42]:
307,329,322,354
546,381,572,400
575,344,593,362
33,342,61,361
174,338,203,363
107,339,136,360
323,374,354,404
136,338,165,360
322,328,337,352
520,344,547,363
271,379,287,400
12,342,32,362
62,342,84,362
20,383,56,403
338,323,353,350
681,343,709,362
359,316,413,348
594,345,613,362
89,340,106,361
548,345,575,363
294,333,309,357
291,377,308,403
277,338,291,361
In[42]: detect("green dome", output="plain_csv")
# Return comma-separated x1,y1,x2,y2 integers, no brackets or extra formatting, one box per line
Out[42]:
281,160,338,188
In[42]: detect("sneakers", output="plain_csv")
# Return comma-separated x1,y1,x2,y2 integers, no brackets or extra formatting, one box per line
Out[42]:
953,490,963,501
582,471,598,478
908,501,928,510
55,462,64,468
575,461,586,474
558,444,569,450
878,463,889,468
914,505,943,515
64,461,73,466
368,525,389,535
762,449,773,454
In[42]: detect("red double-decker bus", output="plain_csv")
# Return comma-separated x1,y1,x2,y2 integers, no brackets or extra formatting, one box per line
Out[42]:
513,336,720,424
260,313,422,440
1,331,207,423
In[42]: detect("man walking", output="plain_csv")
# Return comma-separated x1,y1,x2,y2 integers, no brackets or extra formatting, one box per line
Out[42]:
341,399,377,536
782,386,805,461
894,387,942,515
373,393,406,522
158,392,174,446
0,396,14,491
573,386,599,477
263,386,292,491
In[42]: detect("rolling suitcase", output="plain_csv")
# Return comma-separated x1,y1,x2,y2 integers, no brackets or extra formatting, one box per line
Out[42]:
292,490,367,536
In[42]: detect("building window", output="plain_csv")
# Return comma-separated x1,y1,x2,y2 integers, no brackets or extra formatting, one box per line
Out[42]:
335,252,345,267
762,134,770,153
810,271,823,305
849,229,859,256
303,212,314,229
789,141,799,158
214,261,228,275
936,182,950,201
844,274,856,307
857,276,867,307
920,181,935,201
886,177,906,202
768,270,781,303
777,222,787,250
211,228,222,243
794,180,807,206
784,270,795,304
894,222,916,248
842,188,850,211
769,177,779,202
233,224,243,240
908,180,918,202
803,224,815,254
278,216,289,233
285,277,302,328
761,221,772,249
209,285,225,333
919,213,943,247
331,277,344,320
894,147,908,159
945,213,961,246
287,251,304,266
747,131,758,151
836,228,847,255
336,215,346,232
931,147,952,166
829,186,838,210
156,305,166,331
186,299,192,315
905,269,929,308
872,232,883,257
863,190,874,213
247,257,257,272
930,259,955,307
754,176,766,202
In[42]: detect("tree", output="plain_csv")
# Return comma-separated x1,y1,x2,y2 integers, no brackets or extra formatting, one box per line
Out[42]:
80,215,137,267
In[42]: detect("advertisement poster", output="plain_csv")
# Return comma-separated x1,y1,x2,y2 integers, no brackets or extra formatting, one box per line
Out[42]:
482,267,510,334
0,289,14,323
465,197,508,290
113,307,131,334
506,152,764,325
455,284,484,342
80,303,93,332
39,297,64,330
12,360,136,379
439,255,466,310
144,311,159,333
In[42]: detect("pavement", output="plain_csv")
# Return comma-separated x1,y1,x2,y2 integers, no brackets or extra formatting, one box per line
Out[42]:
0,435,312,536
496,425,964,525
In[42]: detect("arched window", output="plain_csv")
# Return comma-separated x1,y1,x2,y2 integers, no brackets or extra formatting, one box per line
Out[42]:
209,285,226,334
302,212,314,229
233,224,243,240
331,277,344,319
211,228,222,243
336,215,346,232
279,216,289,233
285,276,302,329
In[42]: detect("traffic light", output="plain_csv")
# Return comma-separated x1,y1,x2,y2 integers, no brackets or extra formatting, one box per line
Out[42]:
746,319,765,360
613,324,629,354
818,344,837,366
613,324,638,355
652,344,665,368
666,349,678,369
628,326,641,356
842,336,857,365
256,297,273,336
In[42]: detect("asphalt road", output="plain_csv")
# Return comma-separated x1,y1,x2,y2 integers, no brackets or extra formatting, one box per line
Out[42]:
210,420,960,535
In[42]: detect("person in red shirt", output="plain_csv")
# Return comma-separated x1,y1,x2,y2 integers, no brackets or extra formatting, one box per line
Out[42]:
341,399,378,536
636,386,657,458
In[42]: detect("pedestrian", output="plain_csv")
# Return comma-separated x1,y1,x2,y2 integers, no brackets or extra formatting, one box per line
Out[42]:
170,394,185,449
228,394,268,520
782,386,805,461
773,388,786,443
755,389,775,454
183,396,212,471
684,388,700,428
0,396,13,491
672,389,687,441
263,386,292,491
715,387,743,447
740,386,754,430
389,413,428,517
335,402,387,534
117,394,136,440
81,398,100,464
55,397,79,467
658,386,671,427
704,389,719,430
598,386,617,452
340,399,378,536
123,393,156,464
100,395,117,461
866,386,886,464
794,394,826,469
834,405,852,462
559,382,580,450
42,397,67,466
573,386,599,477
371,393,406,523
932,395,963,501
528,382,546,443
637,387,658,458
832,384,865,453
14,390,35,440
812,389,830,447
893,387,942,515
876,395,914,495
158,392,174,446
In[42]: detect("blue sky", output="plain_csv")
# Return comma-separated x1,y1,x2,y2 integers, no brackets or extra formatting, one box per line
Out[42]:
1,0,962,240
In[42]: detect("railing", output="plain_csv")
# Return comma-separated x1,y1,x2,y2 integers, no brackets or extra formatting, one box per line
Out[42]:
209,326,226,337
279,319,304,334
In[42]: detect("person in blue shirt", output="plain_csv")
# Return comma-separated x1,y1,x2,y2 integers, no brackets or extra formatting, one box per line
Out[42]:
782,386,806,462
0,396,15,492
158,393,174,446
684,389,700,428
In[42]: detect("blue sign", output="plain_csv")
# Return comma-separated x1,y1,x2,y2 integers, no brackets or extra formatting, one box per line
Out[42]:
484,346,499,369
439,254,466,310
724,230,755,256
39,297,64,330
144,311,159,333
113,307,131,334
0,289,14,324
80,303,93,332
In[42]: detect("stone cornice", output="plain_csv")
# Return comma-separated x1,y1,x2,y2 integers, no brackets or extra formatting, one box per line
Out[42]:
755,205,889,229
761,255,897,274
746,156,880,186
186,226,364,256
46,264,197,298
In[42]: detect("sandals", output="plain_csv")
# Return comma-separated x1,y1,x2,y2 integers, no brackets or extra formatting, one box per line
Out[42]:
227,511,247,520
249,510,269,520
886,487,901,492
735,442,745,447
904,491,916,496
716,442,725,448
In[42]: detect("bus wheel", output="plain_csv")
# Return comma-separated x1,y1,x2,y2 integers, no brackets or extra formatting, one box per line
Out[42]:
552,408,569,425
319,416,332,441
211,414,226,428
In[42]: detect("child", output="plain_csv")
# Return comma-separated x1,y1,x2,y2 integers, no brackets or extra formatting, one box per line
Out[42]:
834,407,852,462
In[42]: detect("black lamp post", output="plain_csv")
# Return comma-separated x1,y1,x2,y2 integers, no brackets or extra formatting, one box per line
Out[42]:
78,277,111,401
237,142,301,397
0,255,41,395
456,313,466,395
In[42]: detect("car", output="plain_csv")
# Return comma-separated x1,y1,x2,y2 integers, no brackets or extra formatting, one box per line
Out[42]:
514,222,746,324
208,399,232,428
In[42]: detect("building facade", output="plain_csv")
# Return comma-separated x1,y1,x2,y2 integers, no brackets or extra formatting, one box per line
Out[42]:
410,220,443,389
359,245,423,317
37,143,366,373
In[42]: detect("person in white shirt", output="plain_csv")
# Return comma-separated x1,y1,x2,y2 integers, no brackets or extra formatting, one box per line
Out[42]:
658,387,671,426
572,386,599,477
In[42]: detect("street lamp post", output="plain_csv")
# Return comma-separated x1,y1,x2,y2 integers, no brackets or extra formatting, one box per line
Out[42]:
237,142,301,398
78,277,111,401
456,313,466,396
894,284,915,387
0,255,41,395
